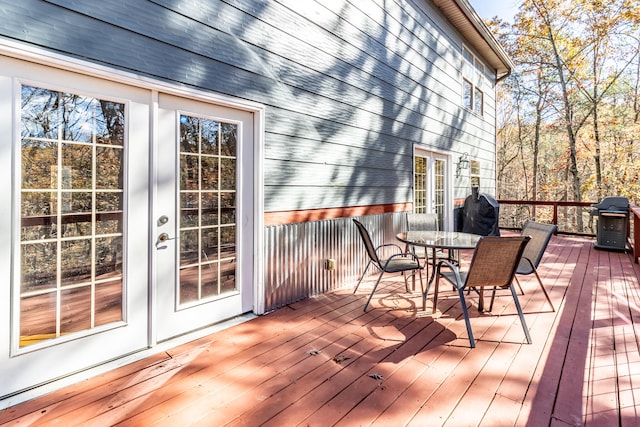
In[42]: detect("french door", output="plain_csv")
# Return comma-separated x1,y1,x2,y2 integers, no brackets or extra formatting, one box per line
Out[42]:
0,54,258,400
414,151,450,230
1,57,150,398
154,93,255,342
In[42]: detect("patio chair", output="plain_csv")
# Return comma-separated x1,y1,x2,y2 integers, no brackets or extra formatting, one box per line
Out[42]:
407,212,459,268
427,236,532,348
353,219,423,312
406,213,438,259
407,212,439,230
514,220,557,311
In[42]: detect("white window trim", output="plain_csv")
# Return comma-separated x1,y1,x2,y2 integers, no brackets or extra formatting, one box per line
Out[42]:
461,45,485,116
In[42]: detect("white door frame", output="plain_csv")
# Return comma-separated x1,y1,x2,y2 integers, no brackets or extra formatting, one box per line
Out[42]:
413,147,453,231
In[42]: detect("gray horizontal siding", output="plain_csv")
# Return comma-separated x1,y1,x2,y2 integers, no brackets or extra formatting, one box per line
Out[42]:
265,159,410,187
264,131,412,166
264,107,446,154
1,0,499,211
264,186,411,217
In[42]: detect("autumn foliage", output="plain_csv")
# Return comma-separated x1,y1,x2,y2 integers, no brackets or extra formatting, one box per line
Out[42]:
490,0,640,210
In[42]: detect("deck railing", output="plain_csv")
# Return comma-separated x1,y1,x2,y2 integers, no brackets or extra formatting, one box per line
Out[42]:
497,199,639,263
631,205,640,263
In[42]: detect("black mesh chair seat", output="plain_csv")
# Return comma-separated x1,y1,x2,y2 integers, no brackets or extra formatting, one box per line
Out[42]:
353,219,423,312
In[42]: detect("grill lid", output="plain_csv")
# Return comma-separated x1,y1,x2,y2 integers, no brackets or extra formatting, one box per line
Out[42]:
591,196,629,211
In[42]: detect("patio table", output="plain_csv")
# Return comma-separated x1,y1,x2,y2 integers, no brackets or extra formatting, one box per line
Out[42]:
396,230,483,306
397,230,481,276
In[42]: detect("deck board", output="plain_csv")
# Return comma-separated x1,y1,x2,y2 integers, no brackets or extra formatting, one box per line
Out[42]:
1,234,640,426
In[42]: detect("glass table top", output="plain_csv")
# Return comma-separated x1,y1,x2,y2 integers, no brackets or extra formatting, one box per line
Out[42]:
396,230,482,250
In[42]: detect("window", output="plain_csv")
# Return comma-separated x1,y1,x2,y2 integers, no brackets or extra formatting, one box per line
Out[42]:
470,160,481,188
462,46,485,115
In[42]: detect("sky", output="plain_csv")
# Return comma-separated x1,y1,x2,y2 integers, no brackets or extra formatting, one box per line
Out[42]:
467,0,521,23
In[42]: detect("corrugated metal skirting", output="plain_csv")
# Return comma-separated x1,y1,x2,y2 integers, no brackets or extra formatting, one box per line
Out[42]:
263,212,406,312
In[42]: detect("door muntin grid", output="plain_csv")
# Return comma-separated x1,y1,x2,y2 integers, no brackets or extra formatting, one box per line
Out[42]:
178,115,237,306
414,156,427,214
19,84,125,348
414,154,447,230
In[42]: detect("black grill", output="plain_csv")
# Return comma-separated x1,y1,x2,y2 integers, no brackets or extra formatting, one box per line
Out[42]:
590,196,629,251
459,188,500,236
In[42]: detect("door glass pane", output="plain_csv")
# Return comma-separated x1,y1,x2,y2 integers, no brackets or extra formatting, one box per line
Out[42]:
414,154,448,230
221,192,236,224
180,229,199,265
95,280,123,326
434,159,445,229
19,84,125,348
19,292,56,346
181,192,199,227
178,115,237,305
180,154,199,190
60,287,92,333
21,194,56,241
60,239,92,285
22,140,57,189
414,156,427,213
201,192,218,226
96,146,124,189
179,266,199,304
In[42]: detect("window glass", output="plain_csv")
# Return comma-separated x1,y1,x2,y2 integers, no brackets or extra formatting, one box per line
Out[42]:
470,160,481,188
463,79,473,110
462,46,474,66
473,87,483,114
20,84,125,347
461,45,485,116
475,59,485,88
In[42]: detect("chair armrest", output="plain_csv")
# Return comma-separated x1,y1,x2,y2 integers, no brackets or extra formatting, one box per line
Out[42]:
375,243,405,260
375,243,404,253
436,259,464,289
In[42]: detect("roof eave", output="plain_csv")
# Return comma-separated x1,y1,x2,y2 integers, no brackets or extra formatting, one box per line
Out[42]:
432,0,514,80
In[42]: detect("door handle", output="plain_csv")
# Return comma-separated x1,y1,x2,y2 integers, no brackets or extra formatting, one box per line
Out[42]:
158,233,175,242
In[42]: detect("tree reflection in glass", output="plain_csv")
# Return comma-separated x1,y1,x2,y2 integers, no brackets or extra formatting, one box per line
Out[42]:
19,85,125,347
178,115,237,305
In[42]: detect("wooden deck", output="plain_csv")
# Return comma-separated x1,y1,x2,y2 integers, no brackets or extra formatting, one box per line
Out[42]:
2,234,640,426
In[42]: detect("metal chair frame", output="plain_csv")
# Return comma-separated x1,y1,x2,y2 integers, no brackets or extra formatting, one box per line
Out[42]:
514,220,557,311
353,219,423,312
